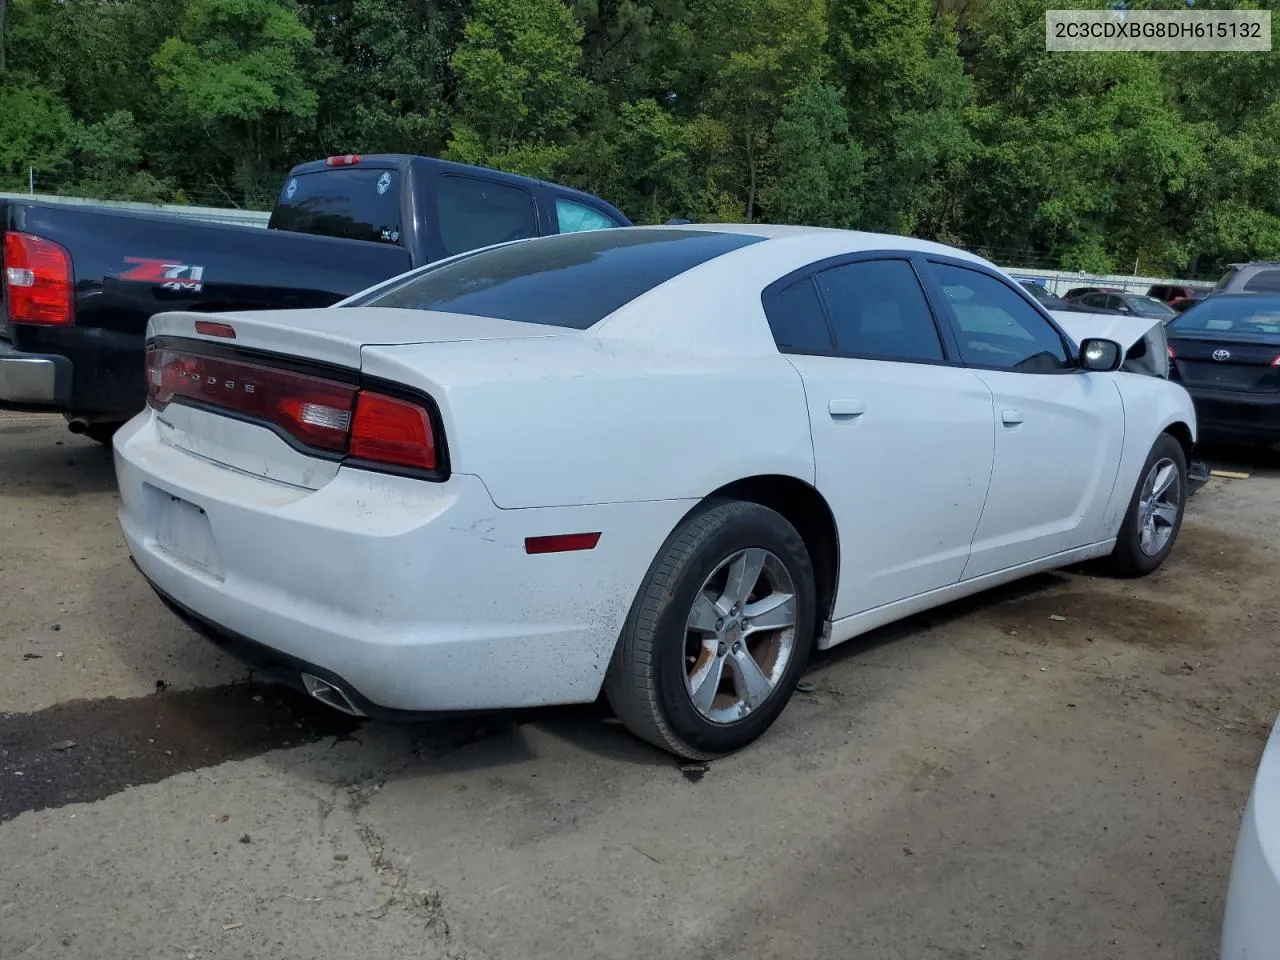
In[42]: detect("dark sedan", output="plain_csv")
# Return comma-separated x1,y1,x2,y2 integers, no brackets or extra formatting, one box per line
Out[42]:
1166,294,1280,445
1067,290,1179,320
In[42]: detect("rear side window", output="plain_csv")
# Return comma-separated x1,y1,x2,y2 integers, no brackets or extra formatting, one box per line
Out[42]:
270,168,402,244
556,197,621,233
764,277,833,353
814,259,945,362
356,228,764,329
1243,269,1280,292
435,176,538,257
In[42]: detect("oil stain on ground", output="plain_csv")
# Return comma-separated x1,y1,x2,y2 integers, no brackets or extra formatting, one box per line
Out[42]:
0,683,361,824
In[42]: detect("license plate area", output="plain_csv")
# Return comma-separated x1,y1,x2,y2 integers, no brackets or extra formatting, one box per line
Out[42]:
146,484,223,578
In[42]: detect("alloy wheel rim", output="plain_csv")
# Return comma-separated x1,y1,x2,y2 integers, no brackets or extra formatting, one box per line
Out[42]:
683,547,797,724
1137,457,1180,557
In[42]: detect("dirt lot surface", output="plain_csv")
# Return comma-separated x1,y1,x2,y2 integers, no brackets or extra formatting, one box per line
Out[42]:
2,409,1278,959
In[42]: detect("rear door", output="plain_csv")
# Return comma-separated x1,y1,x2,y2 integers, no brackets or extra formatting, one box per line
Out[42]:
764,254,996,618
924,259,1124,578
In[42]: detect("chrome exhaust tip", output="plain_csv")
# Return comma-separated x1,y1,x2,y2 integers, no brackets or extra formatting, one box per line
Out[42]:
300,673,366,717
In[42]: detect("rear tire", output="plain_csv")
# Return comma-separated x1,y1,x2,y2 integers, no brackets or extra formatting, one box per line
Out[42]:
1105,433,1187,578
605,498,816,760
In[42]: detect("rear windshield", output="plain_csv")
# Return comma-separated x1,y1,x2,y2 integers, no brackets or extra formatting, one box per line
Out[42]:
1170,297,1280,340
269,168,402,245
353,229,764,329
1243,269,1280,292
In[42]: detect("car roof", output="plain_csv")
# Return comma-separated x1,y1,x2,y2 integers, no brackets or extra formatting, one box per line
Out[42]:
583,225,998,351
641,222,997,263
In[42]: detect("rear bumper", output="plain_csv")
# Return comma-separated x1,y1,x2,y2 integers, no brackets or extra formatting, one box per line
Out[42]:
0,338,72,408
1221,713,1280,958
1184,386,1280,444
136,566,482,720
113,409,693,714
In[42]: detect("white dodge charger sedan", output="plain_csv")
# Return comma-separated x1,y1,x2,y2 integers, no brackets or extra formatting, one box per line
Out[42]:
113,225,1197,758
1221,712,1280,958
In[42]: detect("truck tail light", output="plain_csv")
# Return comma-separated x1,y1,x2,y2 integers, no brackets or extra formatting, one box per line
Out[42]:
325,154,362,166
1271,353,1280,367
4,231,74,326
146,342,442,475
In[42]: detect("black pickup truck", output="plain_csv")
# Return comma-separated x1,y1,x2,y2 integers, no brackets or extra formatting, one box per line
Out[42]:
0,154,630,442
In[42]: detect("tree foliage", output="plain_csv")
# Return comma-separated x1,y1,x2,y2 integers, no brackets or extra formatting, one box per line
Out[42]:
0,0,1276,276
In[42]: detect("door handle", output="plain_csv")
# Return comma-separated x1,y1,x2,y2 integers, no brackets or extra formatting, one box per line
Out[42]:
829,398,866,419
1001,408,1024,426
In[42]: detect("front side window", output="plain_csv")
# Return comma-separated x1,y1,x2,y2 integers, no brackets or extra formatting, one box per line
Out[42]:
813,259,945,362
932,263,1070,372
556,197,621,233
435,176,538,257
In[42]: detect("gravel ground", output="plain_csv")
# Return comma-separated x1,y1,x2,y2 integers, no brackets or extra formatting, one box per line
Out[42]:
1,410,1277,959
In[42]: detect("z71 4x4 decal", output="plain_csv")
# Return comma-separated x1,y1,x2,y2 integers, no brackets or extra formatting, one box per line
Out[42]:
120,257,206,293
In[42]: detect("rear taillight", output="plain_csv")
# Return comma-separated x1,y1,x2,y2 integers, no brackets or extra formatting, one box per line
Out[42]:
350,392,436,470
1167,345,1176,360
1271,354,1280,367
4,231,74,326
325,154,362,166
146,343,440,473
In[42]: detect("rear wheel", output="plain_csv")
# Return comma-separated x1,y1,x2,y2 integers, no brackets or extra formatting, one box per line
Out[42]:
605,498,816,760
1105,433,1187,577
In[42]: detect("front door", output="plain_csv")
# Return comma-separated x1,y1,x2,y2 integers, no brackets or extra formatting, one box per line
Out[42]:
925,260,1124,579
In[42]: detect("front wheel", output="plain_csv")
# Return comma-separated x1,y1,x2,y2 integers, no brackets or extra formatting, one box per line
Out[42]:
1105,433,1188,577
605,498,816,760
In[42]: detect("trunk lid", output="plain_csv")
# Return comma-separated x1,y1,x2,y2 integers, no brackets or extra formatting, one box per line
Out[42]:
1167,334,1280,393
149,306,559,369
147,306,561,486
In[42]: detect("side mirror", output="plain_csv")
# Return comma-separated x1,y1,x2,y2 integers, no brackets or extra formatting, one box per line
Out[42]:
1080,337,1123,372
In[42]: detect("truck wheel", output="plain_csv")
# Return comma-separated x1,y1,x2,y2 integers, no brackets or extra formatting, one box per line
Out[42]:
1105,433,1188,578
605,498,816,760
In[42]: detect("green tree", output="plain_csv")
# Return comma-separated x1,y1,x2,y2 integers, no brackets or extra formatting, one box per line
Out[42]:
767,79,866,227
672,0,828,220
152,0,320,204
303,0,466,157
827,0,976,237
0,79,75,189
446,0,590,177
963,0,1204,273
